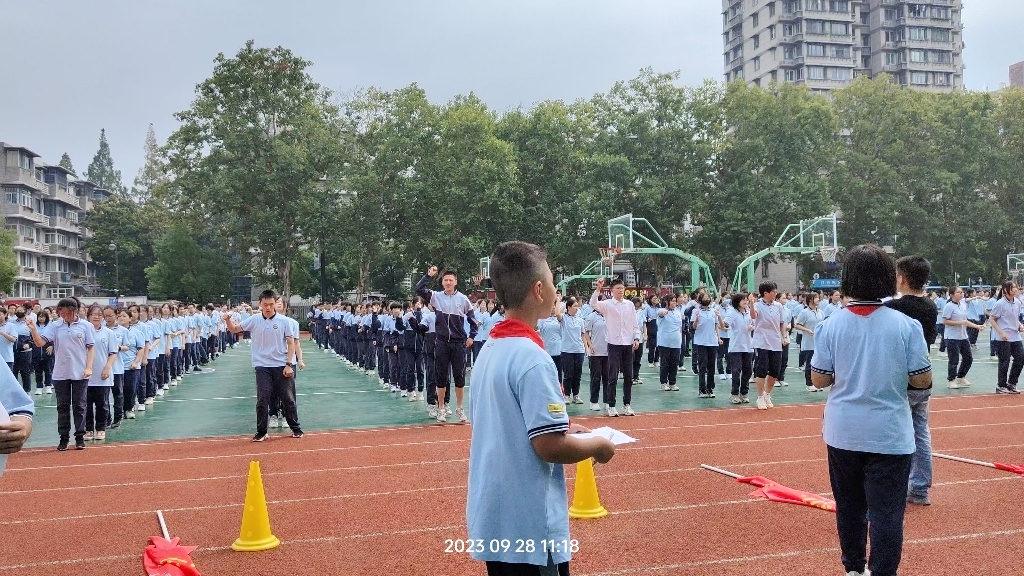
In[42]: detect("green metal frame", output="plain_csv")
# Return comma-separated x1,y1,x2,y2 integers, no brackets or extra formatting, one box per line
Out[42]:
731,213,838,293
558,214,719,297
1007,254,1024,277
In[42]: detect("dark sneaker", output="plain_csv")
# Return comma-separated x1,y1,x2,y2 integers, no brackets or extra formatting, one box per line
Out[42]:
291,429,304,438
996,387,1011,394
57,439,69,452
907,494,931,506
253,432,268,442
1008,386,1022,395
75,438,86,450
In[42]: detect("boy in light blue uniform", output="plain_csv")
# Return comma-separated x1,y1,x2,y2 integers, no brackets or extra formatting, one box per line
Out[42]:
655,298,683,391
0,360,34,454
0,309,17,372
467,241,614,575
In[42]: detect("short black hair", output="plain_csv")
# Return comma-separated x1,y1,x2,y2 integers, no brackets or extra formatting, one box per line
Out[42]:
441,270,457,280
730,292,747,309
56,297,79,311
610,278,625,288
758,281,777,297
895,255,931,291
490,241,549,309
841,244,896,301
259,289,277,302
389,302,402,311
631,297,642,305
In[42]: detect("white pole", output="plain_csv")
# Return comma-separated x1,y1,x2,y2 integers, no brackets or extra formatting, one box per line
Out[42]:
156,510,170,539
933,453,996,469
701,463,743,479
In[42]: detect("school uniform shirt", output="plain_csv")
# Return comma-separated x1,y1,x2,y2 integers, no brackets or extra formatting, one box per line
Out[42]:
537,317,562,357
475,311,500,342
584,314,608,356
184,314,197,344
990,298,1023,343
821,301,843,319
635,309,647,342
656,308,684,349
942,300,969,340
796,308,824,352
0,320,17,363
88,326,119,387
580,303,594,319
38,318,95,381
415,276,477,342
966,298,986,322
169,317,183,349
781,305,794,329
643,303,659,323
111,325,129,375
559,313,586,354
125,323,147,369
752,299,784,352
420,309,436,334
0,361,33,418
589,294,641,346
726,309,754,353
811,304,930,455
12,320,32,355
691,307,720,347
466,329,571,566
239,313,299,368
145,320,162,360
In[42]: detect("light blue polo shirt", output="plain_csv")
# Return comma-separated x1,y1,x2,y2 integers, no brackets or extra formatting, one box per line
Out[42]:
584,314,608,356
39,318,95,381
170,317,183,349
476,312,500,342
125,323,147,369
752,300,784,351
239,313,297,368
811,305,931,455
111,325,129,375
692,307,719,347
966,298,986,321
0,320,16,363
990,298,1022,343
537,317,562,357
1,361,33,418
796,308,824,352
420,310,436,334
943,300,969,340
467,335,572,566
146,319,162,360
559,313,586,354
656,308,683,349
726,309,753,353
89,326,119,387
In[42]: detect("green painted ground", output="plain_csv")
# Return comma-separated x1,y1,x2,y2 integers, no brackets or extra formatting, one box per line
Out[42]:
23,336,1008,448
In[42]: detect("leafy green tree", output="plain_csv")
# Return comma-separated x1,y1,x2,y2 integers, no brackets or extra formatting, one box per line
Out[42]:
85,129,127,195
0,229,19,295
164,41,348,302
58,153,76,176
131,124,166,201
146,223,231,302
81,195,164,294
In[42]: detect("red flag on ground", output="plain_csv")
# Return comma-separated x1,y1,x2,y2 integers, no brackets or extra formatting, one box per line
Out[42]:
993,462,1024,476
145,511,202,576
737,475,837,513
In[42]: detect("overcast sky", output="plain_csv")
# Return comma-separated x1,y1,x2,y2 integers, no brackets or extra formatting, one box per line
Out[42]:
2,0,1021,182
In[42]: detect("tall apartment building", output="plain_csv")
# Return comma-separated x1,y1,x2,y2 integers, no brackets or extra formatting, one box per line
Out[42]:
1011,61,1024,88
723,0,965,93
1,142,103,299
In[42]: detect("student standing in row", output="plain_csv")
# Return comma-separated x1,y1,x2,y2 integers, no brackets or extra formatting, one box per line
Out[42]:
559,297,586,404
990,281,1024,394
692,293,725,398
794,293,824,393
83,305,119,441
942,287,986,389
31,311,54,395
416,266,476,424
537,305,563,386
656,296,683,392
583,307,609,412
751,282,786,410
725,293,754,404
589,278,641,417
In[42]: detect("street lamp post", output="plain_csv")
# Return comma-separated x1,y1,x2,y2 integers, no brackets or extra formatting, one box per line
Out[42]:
108,243,119,298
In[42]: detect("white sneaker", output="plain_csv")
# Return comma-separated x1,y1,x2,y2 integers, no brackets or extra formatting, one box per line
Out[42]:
391,385,398,393
445,406,453,416
126,410,135,419
428,405,438,418
45,385,53,393
661,384,671,391
269,416,278,428
730,395,741,404
277,416,285,428
572,395,582,404
410,392,417,401
34,388,42,396
401,391,408,398
623,405,635,416
456,408,468,422
564,394,570,402
765,394,774,408
740,395,749,403
136,403,146,411
718,374,729,381
947,380,960,389
669,385,680,391
607,406,619,417
145,397,154,405
590,402,601,411
756,396,768,410
437,410,447,423
957,377,972,388
156,389,165,397
778,381,789,387
807,385,817,392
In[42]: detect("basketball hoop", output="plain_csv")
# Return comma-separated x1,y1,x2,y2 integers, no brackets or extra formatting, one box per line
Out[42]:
819,246,838,265
599,247,622,268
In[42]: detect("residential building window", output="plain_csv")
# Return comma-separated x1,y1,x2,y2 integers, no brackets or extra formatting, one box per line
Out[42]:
934,73,951,86
832,68,851,80
830,45,851,59
769,25,777,39
806,0,824,10
808,66,826,79
770,70,778,82
807,43,825,56
5,188,18,204
784,0,801,13
884,8,898,21
908,4,927,18
806,20,826,34
910,49,927,63
908,27,927,41
752,12,759,27
911,72,928,85
20,194,33,209
862,33,870,47
885,29,905,42
784,46,797,59
19,252,33,268
830,22,850,35
932,29,950,42
754,78,762,87
44,233,56,245
18,154,32,171
783,23,797,36
933,51,952,64
930,6,950,19
754,56,762,70
829,0,849,13
754,33,761,48
769,2,776,17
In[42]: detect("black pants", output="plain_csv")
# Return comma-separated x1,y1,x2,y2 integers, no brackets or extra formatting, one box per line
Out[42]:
146,361,157,398
779,343,790,382
646,320,658,363
55,379,89,441
550,354,563,384
561,352,584,396
936,326,946,352
85,386,111,432
387,349,400,386
255,366,300,435
399,348,416,392
946,338,972,382
717,338,730,374
827,446,912,576
632,343,643,380
486,559,569,576
34,353,54,389
413,349,424,391
435,339,467,389
966,323,981,345
110,373,124,424
123,368,139,413
800,350,815,388
13,351,32,393
754,348,783,380
589,356,608,404
658,346,681,386
605,344,634,408
694,344,717,394
730,351,753,396
993,340,1024,389
376,344,387,380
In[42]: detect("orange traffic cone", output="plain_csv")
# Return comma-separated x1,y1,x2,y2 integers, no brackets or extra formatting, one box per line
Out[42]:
568,458,608,519
231,461,281,551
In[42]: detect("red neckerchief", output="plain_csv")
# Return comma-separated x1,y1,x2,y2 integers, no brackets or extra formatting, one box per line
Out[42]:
489,318,544,349
846,300,884,317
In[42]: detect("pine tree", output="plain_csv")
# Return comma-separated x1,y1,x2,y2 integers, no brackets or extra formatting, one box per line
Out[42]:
58,152,77,176
85,128,127,195
132,124,165,200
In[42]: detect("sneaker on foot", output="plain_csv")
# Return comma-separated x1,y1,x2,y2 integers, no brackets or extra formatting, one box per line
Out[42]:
996,386,1011,394
590,402,601,411
45,385,54,393
83,431,94,441
276,416,285,428
456,408,468,422
708,392,716,398
947,380,960,389
95,431,106,441
907,494,931,506
75,438,86,450
410,392,417,401
740,395,749,403
623,405,635,416
136,403,146,411
428,405,438,418
401,391,408,398
253,433,267,442
269,416,278,428
156,389,165,397
756,396,768,410
33,388,42,396
777,381,789,387
57,439,69,451
718,374,729,381
730,395,742,404
958,378,972,387
698,392,709,398
765,394,774,408
669,385,680,391
437,411,447,423
1008,386,1022,395
292,429,304,438
661,384,670,391
607,406,618,417
126,410,136,419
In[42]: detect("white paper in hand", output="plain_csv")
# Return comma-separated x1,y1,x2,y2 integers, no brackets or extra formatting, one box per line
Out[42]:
573,426,638,445
0,399,8,477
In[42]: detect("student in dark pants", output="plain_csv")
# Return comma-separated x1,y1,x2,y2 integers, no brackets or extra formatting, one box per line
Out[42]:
630,298,645,385
12,307,33,393
588,278,641,417
989,281,1024,394
655,298,683,392
724,293,754,404
28,298,95,451
583,310,609,411
810,245,932,576
416,266,477,423
32,311,54,394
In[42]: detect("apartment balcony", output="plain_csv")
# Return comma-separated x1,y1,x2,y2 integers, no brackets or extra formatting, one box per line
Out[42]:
2,203,47,224
804,54,856,67
15,237,50,255
16,267,49,283
728,10,743,26
727,35,744,49
905,37,954,49
781,57,803,67
882,63,908,73
1,169,44,191
906,60,958,72
43,184,83,208
46,243,85,260
46,272,75,286
779,33,804,44
779,10,803,22
47,216,81,234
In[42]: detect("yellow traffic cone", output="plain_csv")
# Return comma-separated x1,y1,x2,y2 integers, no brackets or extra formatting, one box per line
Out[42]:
231,461,281,551
568,458,608,519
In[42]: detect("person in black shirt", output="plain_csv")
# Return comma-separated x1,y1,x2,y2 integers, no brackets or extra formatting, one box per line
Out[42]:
885,256,937,506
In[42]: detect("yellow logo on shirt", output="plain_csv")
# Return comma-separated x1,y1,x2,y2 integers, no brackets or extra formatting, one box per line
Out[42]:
547,403,565,414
